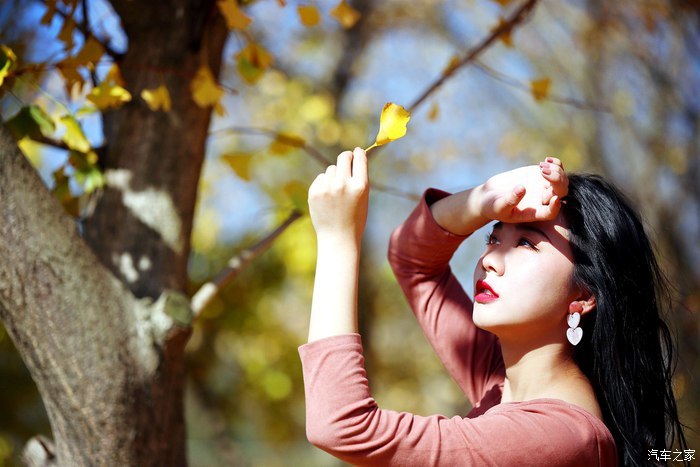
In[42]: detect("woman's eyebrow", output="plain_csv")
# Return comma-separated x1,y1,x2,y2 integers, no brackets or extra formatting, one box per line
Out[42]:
493,221,552,242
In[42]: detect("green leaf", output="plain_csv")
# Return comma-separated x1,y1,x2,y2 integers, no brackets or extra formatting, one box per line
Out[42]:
5,105,56,141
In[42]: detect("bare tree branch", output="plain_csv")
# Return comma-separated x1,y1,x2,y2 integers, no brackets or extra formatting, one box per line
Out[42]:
191,209,303,319
408,0,539,112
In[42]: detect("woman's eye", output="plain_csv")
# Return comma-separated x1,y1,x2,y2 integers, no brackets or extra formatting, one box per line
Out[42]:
518,238,538,250
484,233,498,245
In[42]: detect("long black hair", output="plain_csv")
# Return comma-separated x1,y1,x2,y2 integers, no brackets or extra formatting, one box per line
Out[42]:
561,174,689,467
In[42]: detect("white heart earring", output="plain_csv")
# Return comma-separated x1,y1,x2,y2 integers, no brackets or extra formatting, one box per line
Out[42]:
566,303,583,346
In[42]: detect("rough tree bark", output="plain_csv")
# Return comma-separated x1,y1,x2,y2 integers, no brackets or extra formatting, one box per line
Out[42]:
0,0,227,465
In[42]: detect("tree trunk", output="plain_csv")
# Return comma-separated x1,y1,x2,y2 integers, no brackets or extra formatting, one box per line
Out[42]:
84,0,228,300
1,1,228,465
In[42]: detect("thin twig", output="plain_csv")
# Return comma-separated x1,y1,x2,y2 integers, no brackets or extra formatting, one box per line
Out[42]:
473,61,611,113
408,0,539,112
191,209,303,319
80,0,99,86
44,0,124,60
210,125,332,166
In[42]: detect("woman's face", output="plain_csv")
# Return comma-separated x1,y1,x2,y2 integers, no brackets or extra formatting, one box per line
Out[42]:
472,214,580,345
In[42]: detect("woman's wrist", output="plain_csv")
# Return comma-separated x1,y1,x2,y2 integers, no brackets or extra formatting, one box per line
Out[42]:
430,184,491,236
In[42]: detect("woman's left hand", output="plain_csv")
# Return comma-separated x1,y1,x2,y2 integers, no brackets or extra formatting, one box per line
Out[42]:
308,147,369,245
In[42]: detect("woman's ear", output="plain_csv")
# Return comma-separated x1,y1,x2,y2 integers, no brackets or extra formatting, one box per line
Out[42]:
576,295,596,317
569,291,596,318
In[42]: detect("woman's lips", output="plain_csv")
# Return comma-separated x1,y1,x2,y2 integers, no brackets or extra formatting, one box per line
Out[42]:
475,280,499,304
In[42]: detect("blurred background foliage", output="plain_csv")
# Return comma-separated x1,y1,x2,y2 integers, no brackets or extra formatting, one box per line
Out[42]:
0,0,698,465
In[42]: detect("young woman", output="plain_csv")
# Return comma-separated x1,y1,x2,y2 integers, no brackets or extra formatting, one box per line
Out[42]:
301,147,688,466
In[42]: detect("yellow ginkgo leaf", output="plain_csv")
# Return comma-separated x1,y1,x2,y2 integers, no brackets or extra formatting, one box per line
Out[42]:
492,17,513,47
221,152,254,181
217,0,252,30
87,64,132,110
87,80,132,110
60,114,91,153
331,0,360,29
298,5,321,27
366,102,410,151
0,45,17,88
442,55,461,76
76,37,104,68
141,84,172,112
191,65,225,114
236,42,274,84
530,78,551,102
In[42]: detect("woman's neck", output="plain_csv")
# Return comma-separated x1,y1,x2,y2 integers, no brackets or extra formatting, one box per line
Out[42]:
499,341,585,404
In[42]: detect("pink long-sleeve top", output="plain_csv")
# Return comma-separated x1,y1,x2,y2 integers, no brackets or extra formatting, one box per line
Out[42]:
299,189,619,466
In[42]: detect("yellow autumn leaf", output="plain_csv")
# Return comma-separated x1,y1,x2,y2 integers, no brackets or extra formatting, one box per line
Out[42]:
366,102,410,151
60,114,91,153
141,84,172,112
87,64,132,110
331,0,361,29
75,37,104,68
191,65,226,115
57,37,105,96
0,45,17,88
298,5,321,27
530,78,551,102
217,0,252,30
236,42,274,84
442,55,461,76
221,152,254,181
492,17,513,47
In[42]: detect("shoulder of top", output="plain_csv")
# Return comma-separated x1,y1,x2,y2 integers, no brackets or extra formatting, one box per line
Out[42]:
486,399,613,437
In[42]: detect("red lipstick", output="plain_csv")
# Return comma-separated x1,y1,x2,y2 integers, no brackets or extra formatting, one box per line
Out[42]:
475,280,499,304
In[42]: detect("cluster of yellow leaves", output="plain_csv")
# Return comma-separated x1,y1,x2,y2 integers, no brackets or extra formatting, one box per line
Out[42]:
366,103,411,151
58,37,104,95
87,64,131,110
297,2,361,29
216,0,360,87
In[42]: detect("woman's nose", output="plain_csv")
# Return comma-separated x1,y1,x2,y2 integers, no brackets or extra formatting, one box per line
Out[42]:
480,248,504,275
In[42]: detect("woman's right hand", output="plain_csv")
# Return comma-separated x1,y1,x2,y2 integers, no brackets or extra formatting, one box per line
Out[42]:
477,157,568,224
